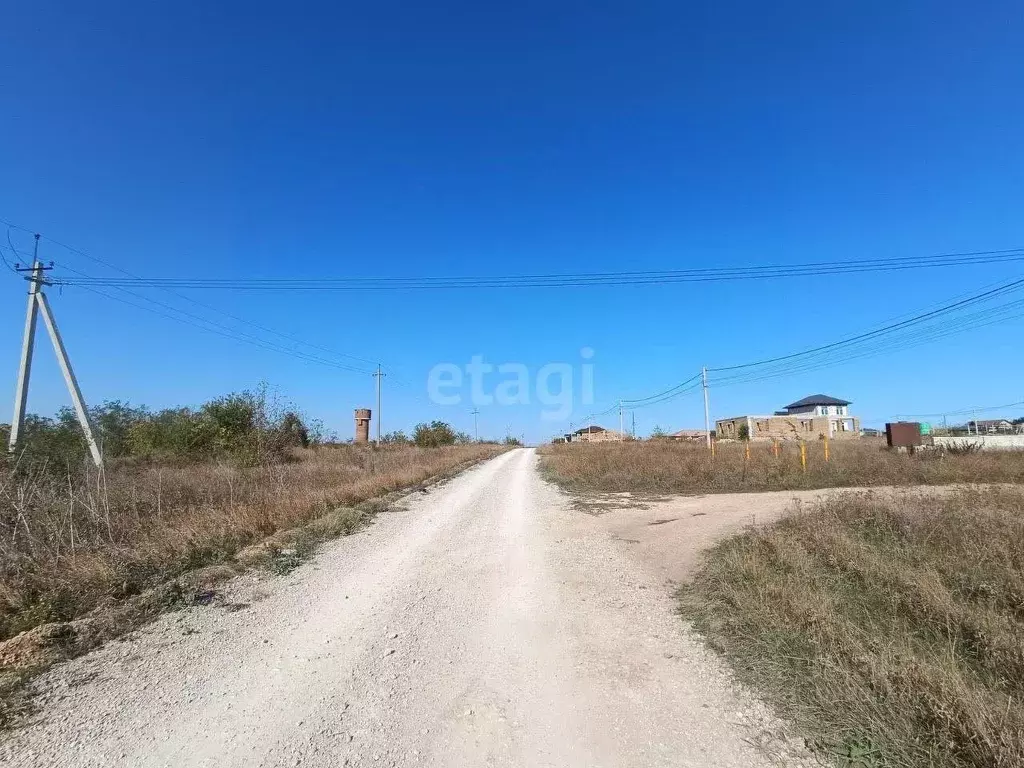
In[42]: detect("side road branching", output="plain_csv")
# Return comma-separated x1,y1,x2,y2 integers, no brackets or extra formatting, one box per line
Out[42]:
681,487,1024,768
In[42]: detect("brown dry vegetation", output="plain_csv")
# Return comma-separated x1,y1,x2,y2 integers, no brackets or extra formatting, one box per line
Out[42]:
679,487,1024,768
539,439,1024,495
0,443,502,644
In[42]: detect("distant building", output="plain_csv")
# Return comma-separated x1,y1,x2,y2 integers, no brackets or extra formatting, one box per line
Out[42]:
665,429,706,442
969,419,1015,434
572,425,625,443
716,394,861,442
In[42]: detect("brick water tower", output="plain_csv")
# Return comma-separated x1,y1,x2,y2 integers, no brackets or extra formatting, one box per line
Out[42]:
354,408,372,444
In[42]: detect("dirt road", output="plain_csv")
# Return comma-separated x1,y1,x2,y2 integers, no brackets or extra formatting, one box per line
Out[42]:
2,448,809,767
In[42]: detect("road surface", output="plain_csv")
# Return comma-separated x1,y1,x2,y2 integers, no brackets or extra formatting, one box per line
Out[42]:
2,448,808,767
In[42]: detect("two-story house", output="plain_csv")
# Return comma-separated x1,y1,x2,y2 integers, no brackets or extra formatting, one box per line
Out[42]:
716,394,861,442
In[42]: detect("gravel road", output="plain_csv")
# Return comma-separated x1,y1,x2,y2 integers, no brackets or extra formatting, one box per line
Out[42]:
2,448,809,767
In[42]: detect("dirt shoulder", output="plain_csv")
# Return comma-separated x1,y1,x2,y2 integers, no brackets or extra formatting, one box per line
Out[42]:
573,485,927,585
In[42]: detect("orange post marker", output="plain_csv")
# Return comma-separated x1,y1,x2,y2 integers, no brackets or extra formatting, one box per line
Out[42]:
744,442,751,461
772,439,779,458
824,435,830,462
710,438,716,459
800,442,807,472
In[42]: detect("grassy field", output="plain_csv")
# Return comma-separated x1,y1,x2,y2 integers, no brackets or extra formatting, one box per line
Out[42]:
0,443,502,644
538,439,1024,494
679,487,1024,768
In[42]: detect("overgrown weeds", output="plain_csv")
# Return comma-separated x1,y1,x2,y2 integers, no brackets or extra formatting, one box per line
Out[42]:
0,443,502,642
679,487,1024,767
539,440,1024,495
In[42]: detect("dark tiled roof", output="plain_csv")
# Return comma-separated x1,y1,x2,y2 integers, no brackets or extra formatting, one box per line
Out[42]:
784,394,851,409
574,425,606,434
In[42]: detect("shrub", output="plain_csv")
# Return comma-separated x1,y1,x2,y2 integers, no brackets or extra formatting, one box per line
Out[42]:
5,390,318,468
413,421,457,448
380,430,410,445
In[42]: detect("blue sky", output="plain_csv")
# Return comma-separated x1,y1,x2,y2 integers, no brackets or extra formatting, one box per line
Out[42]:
2,1,1023,442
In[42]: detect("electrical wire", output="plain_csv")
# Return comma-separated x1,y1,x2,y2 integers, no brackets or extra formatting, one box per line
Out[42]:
620,373,702,405
49,248,1024,290
3,213,1017,291
895,400,1024,420
2,227,29,274
707,278,1024,374
74,284,377,375
708,294,1024,389
1,218,391,371
625,381,703,410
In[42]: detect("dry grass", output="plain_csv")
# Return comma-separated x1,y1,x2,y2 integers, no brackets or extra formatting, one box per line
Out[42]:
679,487,1024,768
0,443,502,643
538,439,1024,495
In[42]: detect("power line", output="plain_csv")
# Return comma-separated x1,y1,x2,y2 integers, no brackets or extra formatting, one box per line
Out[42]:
895,400,1024,420
620,373,702,404
49,247,1024,290
2,218,392,371
570,277,1024,428
75,285,376,374
709,294,1024,388
707,278,1024,374
54,260,375,374
2,226,31,274
2,213,1015,291
625,380,703,409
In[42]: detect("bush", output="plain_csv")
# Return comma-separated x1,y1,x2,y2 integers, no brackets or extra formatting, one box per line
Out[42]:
413,421,457,448
380,430,410,445
5,390,316,468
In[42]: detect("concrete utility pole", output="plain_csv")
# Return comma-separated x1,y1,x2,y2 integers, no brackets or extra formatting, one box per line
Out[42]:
8,236,103,467
702,366,711,448
373,364,385,445
471,408,479,442
618,400,624,441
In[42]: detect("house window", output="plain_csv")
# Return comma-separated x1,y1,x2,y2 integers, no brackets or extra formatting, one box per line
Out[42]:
802,420,811,431
757,420,767,432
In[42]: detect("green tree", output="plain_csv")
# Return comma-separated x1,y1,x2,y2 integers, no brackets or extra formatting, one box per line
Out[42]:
91,400,149,458
381,430,410,445
276,412,310,449
413,421,457,448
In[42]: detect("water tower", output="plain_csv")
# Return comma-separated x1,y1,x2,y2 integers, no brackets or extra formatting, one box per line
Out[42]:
354,408,372,444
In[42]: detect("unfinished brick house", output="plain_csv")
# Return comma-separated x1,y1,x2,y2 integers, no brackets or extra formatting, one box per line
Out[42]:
716,394,861,442
570,425,625,443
